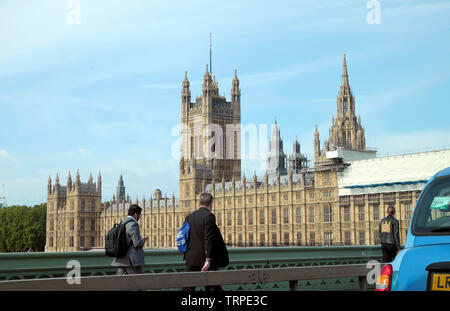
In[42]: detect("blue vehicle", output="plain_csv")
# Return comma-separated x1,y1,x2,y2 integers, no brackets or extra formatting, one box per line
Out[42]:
376,167,450,291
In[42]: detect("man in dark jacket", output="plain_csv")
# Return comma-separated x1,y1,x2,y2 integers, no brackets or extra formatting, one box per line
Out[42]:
379,206,401,262
183,193,229,291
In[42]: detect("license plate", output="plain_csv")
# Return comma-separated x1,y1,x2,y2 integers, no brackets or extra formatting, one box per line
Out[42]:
430,273,450,291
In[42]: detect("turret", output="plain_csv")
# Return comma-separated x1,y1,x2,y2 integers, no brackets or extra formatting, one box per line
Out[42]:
48,175,52,194
314,125,321,160
202,64,212,98
97,171,102,194
75,170,81,190
231,68,240,104
54,173,60,193
116,174,125,203
267,121,287,175
88,172,93,191
67,171,72,192
181,71,191,105
288,137,307,173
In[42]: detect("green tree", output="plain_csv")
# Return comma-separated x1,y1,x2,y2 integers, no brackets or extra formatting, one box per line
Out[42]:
0,204,46,252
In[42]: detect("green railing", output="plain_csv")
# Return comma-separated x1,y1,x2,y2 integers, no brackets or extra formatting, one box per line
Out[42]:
0,246,382,290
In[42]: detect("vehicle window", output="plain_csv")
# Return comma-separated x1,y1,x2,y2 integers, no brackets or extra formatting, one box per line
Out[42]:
412,176,450,235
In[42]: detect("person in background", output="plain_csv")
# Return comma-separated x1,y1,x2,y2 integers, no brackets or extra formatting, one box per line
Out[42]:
112,204,149,274
379,206,401,262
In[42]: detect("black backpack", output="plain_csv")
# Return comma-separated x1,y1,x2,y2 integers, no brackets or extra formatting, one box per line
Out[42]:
105,218,133,257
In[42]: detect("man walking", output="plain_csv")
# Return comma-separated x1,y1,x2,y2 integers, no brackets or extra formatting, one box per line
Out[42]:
184,193,229,291
112,204,149,275
379,206,401,262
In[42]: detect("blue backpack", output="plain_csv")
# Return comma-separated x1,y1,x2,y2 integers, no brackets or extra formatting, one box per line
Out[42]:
176,221,190,253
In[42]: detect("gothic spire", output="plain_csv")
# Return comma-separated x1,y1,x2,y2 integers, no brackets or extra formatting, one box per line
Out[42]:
48,175,52,193
67,171,72,190
342,51,349,87
202,63,214,96
97,171,102,193
75,169,81,189
267,122,287,174
327,52,367,151
183,70,190,89
203,63,210,82
232,68,239,86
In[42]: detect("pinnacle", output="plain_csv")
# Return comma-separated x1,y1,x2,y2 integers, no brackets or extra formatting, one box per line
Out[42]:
341,52,349,87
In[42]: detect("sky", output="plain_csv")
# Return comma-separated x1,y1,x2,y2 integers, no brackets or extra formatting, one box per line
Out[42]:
1,0,450,206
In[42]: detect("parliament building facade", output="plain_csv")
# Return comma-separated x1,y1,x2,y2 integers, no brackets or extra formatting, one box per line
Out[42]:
45,54,450,252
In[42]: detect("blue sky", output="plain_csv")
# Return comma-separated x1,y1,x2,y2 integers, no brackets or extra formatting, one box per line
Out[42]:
1,0,450,206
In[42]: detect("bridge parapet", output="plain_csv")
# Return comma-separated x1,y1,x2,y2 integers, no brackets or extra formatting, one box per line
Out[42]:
0,246,382,290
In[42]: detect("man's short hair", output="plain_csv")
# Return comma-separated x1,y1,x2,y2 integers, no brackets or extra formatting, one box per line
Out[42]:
128,204,142,216
387,206,396,215
199,193,214,207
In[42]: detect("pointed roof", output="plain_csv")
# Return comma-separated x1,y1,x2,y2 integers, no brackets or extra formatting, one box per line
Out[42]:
182,70,190,88
293,138,300,153
341,52,350,89
118,174,124,187
67,171,72,184
203,63,210,80
270,121,282,147
202,63,214,90
232,68,239,87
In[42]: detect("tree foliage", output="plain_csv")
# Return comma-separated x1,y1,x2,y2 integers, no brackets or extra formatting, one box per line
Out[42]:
0,203,46,252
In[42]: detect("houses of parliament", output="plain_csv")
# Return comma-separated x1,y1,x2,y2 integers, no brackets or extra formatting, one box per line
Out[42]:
45,54,450,252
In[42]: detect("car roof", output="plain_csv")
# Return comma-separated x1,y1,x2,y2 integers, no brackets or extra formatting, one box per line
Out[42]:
435,167,450,178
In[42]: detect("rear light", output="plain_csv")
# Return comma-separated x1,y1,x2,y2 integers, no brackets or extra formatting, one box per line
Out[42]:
376,264,393,291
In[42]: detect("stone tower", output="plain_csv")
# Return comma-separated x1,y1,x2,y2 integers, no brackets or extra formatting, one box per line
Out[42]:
46,171,102,251
266,121,287,176
325,53,366,151
179,65,241,210
116,174,126,203
287,138,307,173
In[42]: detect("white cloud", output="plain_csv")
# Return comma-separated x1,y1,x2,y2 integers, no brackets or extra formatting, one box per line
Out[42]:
0,150,8,158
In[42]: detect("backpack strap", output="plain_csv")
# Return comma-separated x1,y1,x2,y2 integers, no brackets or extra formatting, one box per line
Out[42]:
123,216,133,224
122,217,135,226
